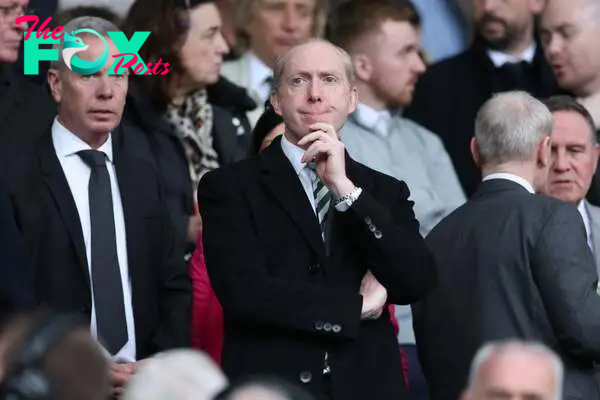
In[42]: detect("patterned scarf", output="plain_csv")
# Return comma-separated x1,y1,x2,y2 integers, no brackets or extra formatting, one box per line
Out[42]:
165,89,220,194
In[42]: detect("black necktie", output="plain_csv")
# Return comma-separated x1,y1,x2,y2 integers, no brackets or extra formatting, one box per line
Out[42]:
496,61,529,90
78,150,127,355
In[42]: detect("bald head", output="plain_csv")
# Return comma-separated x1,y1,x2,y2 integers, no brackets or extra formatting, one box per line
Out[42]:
462,341,563,400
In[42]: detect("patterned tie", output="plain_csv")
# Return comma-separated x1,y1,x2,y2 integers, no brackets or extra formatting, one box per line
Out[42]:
307,162,331,237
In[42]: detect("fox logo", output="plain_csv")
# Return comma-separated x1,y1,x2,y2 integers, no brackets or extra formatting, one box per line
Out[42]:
62,29,108,75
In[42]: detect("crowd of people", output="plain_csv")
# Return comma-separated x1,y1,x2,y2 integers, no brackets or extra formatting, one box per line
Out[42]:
1,0,600,399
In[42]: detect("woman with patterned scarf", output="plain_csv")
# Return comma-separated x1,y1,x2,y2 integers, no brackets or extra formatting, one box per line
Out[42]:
122,0,256,256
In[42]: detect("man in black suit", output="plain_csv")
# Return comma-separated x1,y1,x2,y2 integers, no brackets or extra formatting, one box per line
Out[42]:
198,39,436,400
0,180,34,326
2,16,191,396
404,0,557,197
412,91,600,400
0,0,55,145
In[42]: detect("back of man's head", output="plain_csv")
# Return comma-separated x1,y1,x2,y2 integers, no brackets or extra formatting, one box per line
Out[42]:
123,349,228,400
473,91,553,181
461,340,563,400
0,312,110,400
215,375,315,400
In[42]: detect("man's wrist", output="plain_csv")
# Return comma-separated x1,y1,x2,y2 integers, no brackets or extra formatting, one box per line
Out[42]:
330,178,355,199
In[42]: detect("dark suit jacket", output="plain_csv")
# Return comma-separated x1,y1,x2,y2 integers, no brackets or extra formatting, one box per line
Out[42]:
0,180,35,326
0,64,55,146
2,125,191,359
404,39,558,197
198,136,436,400
412,179,600,400
124,77,255,252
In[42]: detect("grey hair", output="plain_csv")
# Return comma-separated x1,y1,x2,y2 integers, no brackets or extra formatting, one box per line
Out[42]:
50,16,120,70
123,349,228,400
272,38,355,93
474,91,553,165
466,339,564,400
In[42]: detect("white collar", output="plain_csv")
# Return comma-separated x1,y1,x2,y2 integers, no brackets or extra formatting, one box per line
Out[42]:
280,133,307,176
354,103,393,137
482,172,535,194
487,43,536,68
247,52,273,95
52,117,113,162
578,200,592,239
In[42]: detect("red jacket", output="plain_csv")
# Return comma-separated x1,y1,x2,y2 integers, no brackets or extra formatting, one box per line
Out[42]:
189,236,409,385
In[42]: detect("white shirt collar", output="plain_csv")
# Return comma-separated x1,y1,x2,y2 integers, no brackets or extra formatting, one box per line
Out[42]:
52,117,113,162
482,172,535,194
247,52,273,103
578,200,593,247
487,43,536,68
355,103,393,137
280,133,307,176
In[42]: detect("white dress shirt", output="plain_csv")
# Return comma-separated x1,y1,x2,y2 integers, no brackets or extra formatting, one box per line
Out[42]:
578,200,594,252
52,118,137,362
482,172,535,194
247,52,274,105
354,103,393,138
487,43,536,67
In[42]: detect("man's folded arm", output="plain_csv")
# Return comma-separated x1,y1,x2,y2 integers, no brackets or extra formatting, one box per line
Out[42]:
198,171,363,341
337,178,437,305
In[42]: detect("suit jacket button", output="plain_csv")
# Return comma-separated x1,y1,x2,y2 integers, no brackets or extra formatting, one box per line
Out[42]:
299,371,312,383
374,230,382,239
308,263,320,274
323,322,332,332
368,224,376,232
332,324,342,333
365,217,372,225
314,320,324,331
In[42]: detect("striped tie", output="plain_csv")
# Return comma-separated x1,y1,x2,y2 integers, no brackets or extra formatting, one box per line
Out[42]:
307,162,331,237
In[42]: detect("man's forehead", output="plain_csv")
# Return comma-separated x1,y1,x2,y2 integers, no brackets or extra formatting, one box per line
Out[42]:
284,46,344,73
0,0,28,5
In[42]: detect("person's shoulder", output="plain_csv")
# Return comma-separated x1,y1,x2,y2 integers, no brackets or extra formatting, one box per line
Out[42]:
199,155,259,189
420,48,474,80
348,157,409,194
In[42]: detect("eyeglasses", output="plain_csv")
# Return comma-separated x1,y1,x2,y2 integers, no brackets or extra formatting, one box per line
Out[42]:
0,4,33,21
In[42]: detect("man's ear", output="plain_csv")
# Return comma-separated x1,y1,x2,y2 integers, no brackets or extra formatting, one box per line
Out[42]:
352,53,373,82
270,92,282,117
537,135,552,168
471,137,482,168
47,68,63,104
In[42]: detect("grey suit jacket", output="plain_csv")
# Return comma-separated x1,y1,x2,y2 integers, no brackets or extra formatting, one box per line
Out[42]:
413,179,600,400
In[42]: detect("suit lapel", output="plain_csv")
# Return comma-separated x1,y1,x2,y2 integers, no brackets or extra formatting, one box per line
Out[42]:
38,132,90,285
260,137,326,260
112,129,138,280
0,66,21,127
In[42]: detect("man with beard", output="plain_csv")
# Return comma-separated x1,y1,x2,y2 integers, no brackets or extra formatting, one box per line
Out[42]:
328,2,465,397
404,0,558,198
540,0,600,205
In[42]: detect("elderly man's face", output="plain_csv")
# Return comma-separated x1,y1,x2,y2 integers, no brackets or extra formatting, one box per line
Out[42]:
0,0,28,62
540,0,600,96
545,110,599,205
271,41,357,144
48,35,128,138
463,352,558,400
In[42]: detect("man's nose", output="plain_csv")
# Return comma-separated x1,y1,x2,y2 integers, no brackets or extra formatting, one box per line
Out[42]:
308,80,322,102
96,76,114,98
553,149,570,171
282,6,302,32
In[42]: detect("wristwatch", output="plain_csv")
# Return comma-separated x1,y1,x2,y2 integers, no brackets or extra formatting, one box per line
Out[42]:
335,186,363,208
